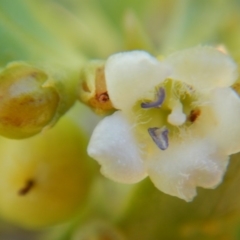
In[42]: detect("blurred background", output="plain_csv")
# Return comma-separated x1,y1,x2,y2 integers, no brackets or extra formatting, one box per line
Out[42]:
1,0,240,239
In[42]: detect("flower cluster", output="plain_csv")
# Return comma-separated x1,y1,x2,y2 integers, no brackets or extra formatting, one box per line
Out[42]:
87,46,240,201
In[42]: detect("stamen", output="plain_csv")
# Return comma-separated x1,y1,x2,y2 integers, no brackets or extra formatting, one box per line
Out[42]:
141,87,165,109
188,109,201,123
148,126,169,150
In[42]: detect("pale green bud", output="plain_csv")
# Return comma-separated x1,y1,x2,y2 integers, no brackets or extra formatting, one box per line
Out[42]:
0,62,59,139
0,116,92,229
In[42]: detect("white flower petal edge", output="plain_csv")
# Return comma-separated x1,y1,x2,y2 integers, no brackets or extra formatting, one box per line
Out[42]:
165,46,238,91
105,51,171,111
208,88,240,154
88,111,147,183
148,138,229,202
189,88,240,155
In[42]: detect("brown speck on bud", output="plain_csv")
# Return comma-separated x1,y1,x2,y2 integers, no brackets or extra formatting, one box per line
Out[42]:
98,92,109,103
18,179,35,196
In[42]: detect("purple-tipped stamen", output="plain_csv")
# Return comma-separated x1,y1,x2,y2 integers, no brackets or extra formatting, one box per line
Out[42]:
141,87,166,109
148,126,169,150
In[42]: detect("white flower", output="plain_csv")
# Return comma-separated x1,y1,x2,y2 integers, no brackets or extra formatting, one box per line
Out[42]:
88,46,240,201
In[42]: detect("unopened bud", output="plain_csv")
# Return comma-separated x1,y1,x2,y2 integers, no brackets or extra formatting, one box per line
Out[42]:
78,61,115,115
0,116,92,229
0,62,59,139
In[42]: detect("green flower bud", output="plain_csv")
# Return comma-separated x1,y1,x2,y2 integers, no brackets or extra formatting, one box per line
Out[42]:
0,62,59,139
78,61,115,115
0,115,92,229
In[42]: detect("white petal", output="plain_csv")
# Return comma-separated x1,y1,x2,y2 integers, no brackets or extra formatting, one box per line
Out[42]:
148,138,229,202
165,46,238,91
88,111,147,183
105,51,171,110
208,88,240,154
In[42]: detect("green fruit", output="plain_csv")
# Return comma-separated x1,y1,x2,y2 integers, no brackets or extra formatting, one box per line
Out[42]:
0,116,92,229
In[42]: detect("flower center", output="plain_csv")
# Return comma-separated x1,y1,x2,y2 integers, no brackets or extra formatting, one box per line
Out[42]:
135,79,200,151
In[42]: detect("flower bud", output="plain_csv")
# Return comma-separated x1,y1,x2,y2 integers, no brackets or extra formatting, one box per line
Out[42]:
78,61,115,115
0,115,92,229
0,62,59,139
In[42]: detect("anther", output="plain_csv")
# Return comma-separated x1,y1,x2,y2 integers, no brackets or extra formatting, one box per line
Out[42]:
141,87,165,109
189,109,201,123
148,126,169,150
